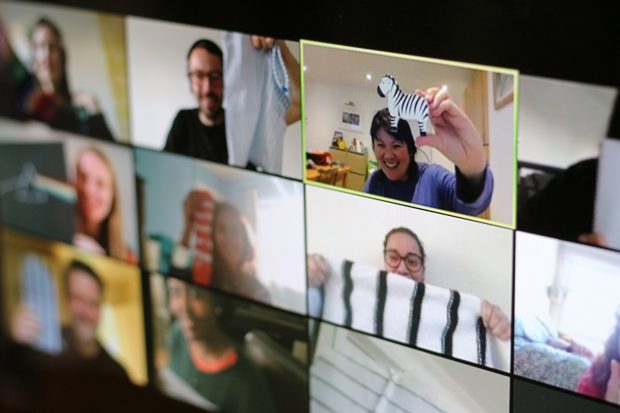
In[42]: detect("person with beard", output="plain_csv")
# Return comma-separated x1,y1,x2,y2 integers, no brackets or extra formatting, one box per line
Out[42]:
164,277,275,413
163,37,300,165
10,260,129,381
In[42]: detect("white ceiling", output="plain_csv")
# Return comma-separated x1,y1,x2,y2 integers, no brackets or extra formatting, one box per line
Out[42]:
303,43,476,100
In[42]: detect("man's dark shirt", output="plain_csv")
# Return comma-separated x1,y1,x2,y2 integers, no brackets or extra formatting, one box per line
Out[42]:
164,108,228,164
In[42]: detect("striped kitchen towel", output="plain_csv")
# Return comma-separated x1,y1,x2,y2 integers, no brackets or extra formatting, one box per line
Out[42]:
317,257,493,367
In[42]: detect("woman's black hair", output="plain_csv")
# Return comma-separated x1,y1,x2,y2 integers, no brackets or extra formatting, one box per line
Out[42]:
370,108,419,181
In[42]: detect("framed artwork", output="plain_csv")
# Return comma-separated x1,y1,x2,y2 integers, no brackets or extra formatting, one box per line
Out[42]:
340,105,362,132
493,73,514,110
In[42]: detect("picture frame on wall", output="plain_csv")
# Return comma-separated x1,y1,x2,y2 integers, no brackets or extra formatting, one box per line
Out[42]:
340,104,362,132
493,73,514,109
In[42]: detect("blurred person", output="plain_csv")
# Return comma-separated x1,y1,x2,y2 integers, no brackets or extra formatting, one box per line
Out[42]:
175,189,270,302
0,17,114,140
163,36,300,166
73,147,135,262
577,313,620,403
518,158,608,246
10,260,129,380
164,277,275,413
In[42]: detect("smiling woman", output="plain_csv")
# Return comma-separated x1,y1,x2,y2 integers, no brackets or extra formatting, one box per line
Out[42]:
365,88,494,217
74,147,135,262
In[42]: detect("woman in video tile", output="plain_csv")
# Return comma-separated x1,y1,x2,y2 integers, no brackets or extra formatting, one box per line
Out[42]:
74,147,135,262
0,17,114,140
308,226,510,341
365,87,493,216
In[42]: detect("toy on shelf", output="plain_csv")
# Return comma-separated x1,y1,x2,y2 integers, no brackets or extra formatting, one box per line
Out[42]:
331,130,347,150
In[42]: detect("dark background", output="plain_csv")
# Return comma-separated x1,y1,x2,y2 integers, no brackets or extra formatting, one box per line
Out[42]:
39,0,619,88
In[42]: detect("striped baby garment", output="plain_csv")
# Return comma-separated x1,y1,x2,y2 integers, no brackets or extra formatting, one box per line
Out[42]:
223,32,290,173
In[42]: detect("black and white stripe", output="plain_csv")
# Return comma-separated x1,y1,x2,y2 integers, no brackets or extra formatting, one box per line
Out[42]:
407,282,426,347
377,74,430,135
342,260,354,328
323,257,494,367
476,317,488,366
375,270,388,336
441,290,461,356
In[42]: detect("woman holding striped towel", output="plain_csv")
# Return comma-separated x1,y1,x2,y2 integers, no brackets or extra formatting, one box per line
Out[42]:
308,227,510,342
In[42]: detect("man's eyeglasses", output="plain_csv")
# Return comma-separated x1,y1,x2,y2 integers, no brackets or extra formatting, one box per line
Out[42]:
383,249,424,272
188,70,223,85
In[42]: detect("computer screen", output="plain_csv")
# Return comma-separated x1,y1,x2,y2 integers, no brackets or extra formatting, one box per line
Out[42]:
1,1,618,412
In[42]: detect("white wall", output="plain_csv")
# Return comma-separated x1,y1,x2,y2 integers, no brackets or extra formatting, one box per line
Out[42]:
1,1,126,140
514,232,559,318
306,185,513,311
594,139,620,250
518,75,617,168
487,75,515,226
304,79,379,160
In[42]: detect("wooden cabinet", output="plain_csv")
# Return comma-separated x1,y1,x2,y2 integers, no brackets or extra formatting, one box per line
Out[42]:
329,148,368,191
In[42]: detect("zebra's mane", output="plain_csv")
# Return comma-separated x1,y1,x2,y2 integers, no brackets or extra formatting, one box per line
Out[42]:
384,74,400,93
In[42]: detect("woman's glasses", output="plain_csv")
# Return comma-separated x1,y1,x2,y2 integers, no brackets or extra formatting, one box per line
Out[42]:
383,249,424,272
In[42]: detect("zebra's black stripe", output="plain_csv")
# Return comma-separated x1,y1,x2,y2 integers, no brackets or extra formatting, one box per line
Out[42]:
476,316,487,366
405,94,414,114
342,260,354,328
407,282,426,346
413,94,421,113
395,88,406,107
375,270,388,335
441,290,461,356
418,121,427,136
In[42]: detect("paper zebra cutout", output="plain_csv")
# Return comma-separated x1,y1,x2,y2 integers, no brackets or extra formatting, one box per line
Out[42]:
312,256,494,367
377,74,430,136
